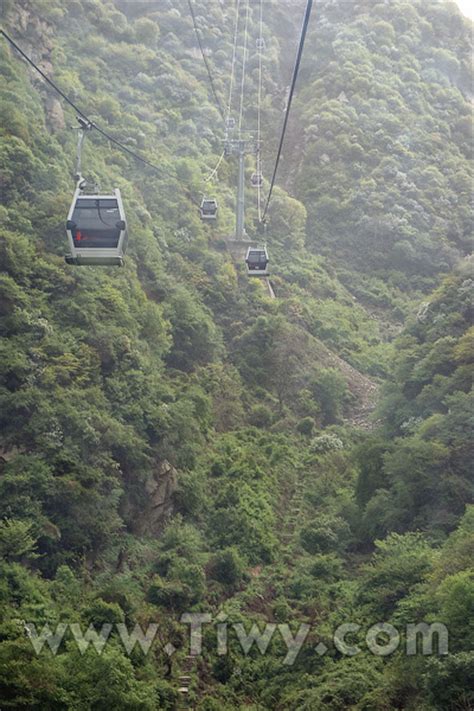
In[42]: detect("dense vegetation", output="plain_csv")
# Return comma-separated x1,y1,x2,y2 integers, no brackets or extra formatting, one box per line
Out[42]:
0,0,472,709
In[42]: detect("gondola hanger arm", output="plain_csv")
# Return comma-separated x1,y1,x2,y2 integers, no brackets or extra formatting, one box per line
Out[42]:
74,116,94,188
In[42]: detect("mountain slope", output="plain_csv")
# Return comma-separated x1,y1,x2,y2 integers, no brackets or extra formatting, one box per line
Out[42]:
286,0,472,300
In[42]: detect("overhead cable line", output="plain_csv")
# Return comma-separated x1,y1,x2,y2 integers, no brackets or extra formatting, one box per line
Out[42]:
261,0,313,222
256,0,264,222
200,3,242,208
204,150,225,182
238,0,251,135
0,28,89,120
0,28,179,183
198,3,241,193
187,0,225,121
226,0,242,123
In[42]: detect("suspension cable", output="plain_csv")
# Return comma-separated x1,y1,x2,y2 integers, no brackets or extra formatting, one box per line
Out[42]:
1,28,88,120
226,0,242,124
0,28,179,182
187,0,225,121
203,3,242,194
204,150,225,182
238,0,250,135
261,0,313,222
256,0,264,222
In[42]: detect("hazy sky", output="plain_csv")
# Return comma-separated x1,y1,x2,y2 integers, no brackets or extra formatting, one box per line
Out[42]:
455,0,474,20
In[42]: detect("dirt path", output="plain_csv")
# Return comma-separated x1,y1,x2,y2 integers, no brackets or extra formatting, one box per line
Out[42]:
314,341,380,430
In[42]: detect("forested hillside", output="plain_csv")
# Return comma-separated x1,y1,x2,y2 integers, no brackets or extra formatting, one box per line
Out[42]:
0,1,472,709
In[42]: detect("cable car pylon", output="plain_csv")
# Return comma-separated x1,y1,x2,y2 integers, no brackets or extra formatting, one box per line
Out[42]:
224,134,259,244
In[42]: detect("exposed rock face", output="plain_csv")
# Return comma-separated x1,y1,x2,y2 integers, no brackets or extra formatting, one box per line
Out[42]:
138,460,178,536
45,96,65,132
0,445,24,464
7,1,61,132
11,2,54,64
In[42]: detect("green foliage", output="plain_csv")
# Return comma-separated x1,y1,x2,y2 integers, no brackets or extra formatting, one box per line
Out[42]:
296,416,315,436
311,369,349,425
291,0,472,300
165,287,222,371
207,547,246,588
248,403,273,429
133,17,160,48
424,652,474,710
300,514,351,555
84,598,125,627
59,645,159,709
284,656,383,711
433,505,474,580
436,571,474,652
0,519,37,561
147,559,205,610
358,532,435,617
360,275,474,537
310,432,344,454
354,436,389,508
0,638,65,709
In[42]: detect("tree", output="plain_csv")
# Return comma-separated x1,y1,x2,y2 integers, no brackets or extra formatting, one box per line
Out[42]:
311,369,348,425
300,514,351,555
358,532,435,617
59,646,159,710
354,437,390,508
207,547,245,587
0,519,37,562
165,288,221,371
424,653,474,711
437,571,474,652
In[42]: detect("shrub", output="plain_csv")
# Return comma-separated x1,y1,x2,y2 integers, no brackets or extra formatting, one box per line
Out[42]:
310,433,344,453
134,17,160,48
84,599,124,627
207,547,245,587
297,417,315,436
248,404,273,428
300,515,351,554
311,368,349,425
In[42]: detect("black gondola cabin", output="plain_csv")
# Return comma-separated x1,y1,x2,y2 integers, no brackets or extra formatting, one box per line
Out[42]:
245,245,269,276
65,188,128,266
200,198,218,220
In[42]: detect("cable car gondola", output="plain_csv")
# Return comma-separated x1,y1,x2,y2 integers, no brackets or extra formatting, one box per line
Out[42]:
200,198,218,220
65,117,128,266
66,188,128,266
245,245,269,276
256,37,266,51
250,172,263,188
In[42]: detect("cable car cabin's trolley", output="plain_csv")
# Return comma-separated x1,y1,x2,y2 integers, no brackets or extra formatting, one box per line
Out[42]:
245,245,269,276
65,188,128,266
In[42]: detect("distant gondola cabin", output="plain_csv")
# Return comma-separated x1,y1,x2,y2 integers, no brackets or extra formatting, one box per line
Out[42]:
245,245,269,276
200,198,218,220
